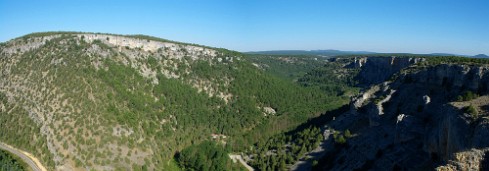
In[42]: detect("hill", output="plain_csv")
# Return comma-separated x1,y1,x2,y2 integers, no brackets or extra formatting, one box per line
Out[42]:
7,32,486,171
0,32,349,170
473,54,489,58
244,54,330,81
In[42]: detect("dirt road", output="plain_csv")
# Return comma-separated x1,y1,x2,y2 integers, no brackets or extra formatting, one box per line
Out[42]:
0,142,47,171
229,154,254,171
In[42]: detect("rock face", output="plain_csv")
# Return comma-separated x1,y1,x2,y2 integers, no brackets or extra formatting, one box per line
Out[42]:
351,57,424,86
78,34,217,58
315,60,489,171
437,148,489,171
405,64,489,93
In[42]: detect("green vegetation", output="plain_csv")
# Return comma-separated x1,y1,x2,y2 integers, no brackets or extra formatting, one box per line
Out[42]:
333,130,349,144
176,141,242,171
373,95,387,104
245,55,328,81
298,58,360,96
333,55,489,66
18,31,85,40
465,105,478,118
248,126,323,171
457,91,479,101
423,56,489,65
0,92,54,169
334,135,346,144
11,33,481,170
0,149,28,171
0,32,351,170
344,129,352,138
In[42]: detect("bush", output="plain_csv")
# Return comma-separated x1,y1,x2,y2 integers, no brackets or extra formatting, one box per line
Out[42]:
460,91,478,101
465,105,478,118
312,160,318,166
335,135,346,144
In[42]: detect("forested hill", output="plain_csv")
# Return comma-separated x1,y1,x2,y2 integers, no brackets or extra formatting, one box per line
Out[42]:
0,32,347,170
245,54,330,81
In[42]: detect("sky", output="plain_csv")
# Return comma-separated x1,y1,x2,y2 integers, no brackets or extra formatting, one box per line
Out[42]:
0,0,488,55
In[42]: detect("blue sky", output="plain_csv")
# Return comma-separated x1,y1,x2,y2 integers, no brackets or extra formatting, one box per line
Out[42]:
1,0,488,55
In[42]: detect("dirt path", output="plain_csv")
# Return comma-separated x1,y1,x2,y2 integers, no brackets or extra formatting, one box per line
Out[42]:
0,142,47,171
229,154,254,171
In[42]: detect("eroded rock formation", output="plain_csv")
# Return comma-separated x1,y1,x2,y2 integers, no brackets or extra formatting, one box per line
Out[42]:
316,58,489,170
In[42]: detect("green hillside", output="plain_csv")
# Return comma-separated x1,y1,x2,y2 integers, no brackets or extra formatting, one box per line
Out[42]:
0,32,347,170
245,55,329,81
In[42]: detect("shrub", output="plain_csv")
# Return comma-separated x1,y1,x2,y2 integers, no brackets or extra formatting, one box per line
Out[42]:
461,91,478,101
465,105,478,118
344,129,352,138
335,135,346,144
312,160,318,166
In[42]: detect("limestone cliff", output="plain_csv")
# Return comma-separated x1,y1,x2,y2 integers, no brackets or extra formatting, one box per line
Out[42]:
315,58,489,170
349,56,424,86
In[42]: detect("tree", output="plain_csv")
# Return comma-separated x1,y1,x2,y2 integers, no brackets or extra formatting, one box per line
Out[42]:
279,159,286,170
176,141,238,171
461,91,478,101
335,135,346,144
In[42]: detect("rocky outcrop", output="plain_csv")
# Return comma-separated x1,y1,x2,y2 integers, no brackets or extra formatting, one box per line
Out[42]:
0,35,61,55
78,34,217,58
316,62,489,171
437,148,489,171
404,64,489,93
350,57,424,86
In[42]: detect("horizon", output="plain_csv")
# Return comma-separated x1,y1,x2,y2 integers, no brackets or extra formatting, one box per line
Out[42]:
1,0,488,55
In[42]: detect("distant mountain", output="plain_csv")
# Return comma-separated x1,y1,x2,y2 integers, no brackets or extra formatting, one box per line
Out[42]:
244,50,475,57
429,53,460,56
472,54,489,58
245,49,376,56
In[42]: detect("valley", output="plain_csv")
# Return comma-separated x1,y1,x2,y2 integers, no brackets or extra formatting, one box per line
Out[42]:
1,0,488,170
1,32,489,171
245,55,489,170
